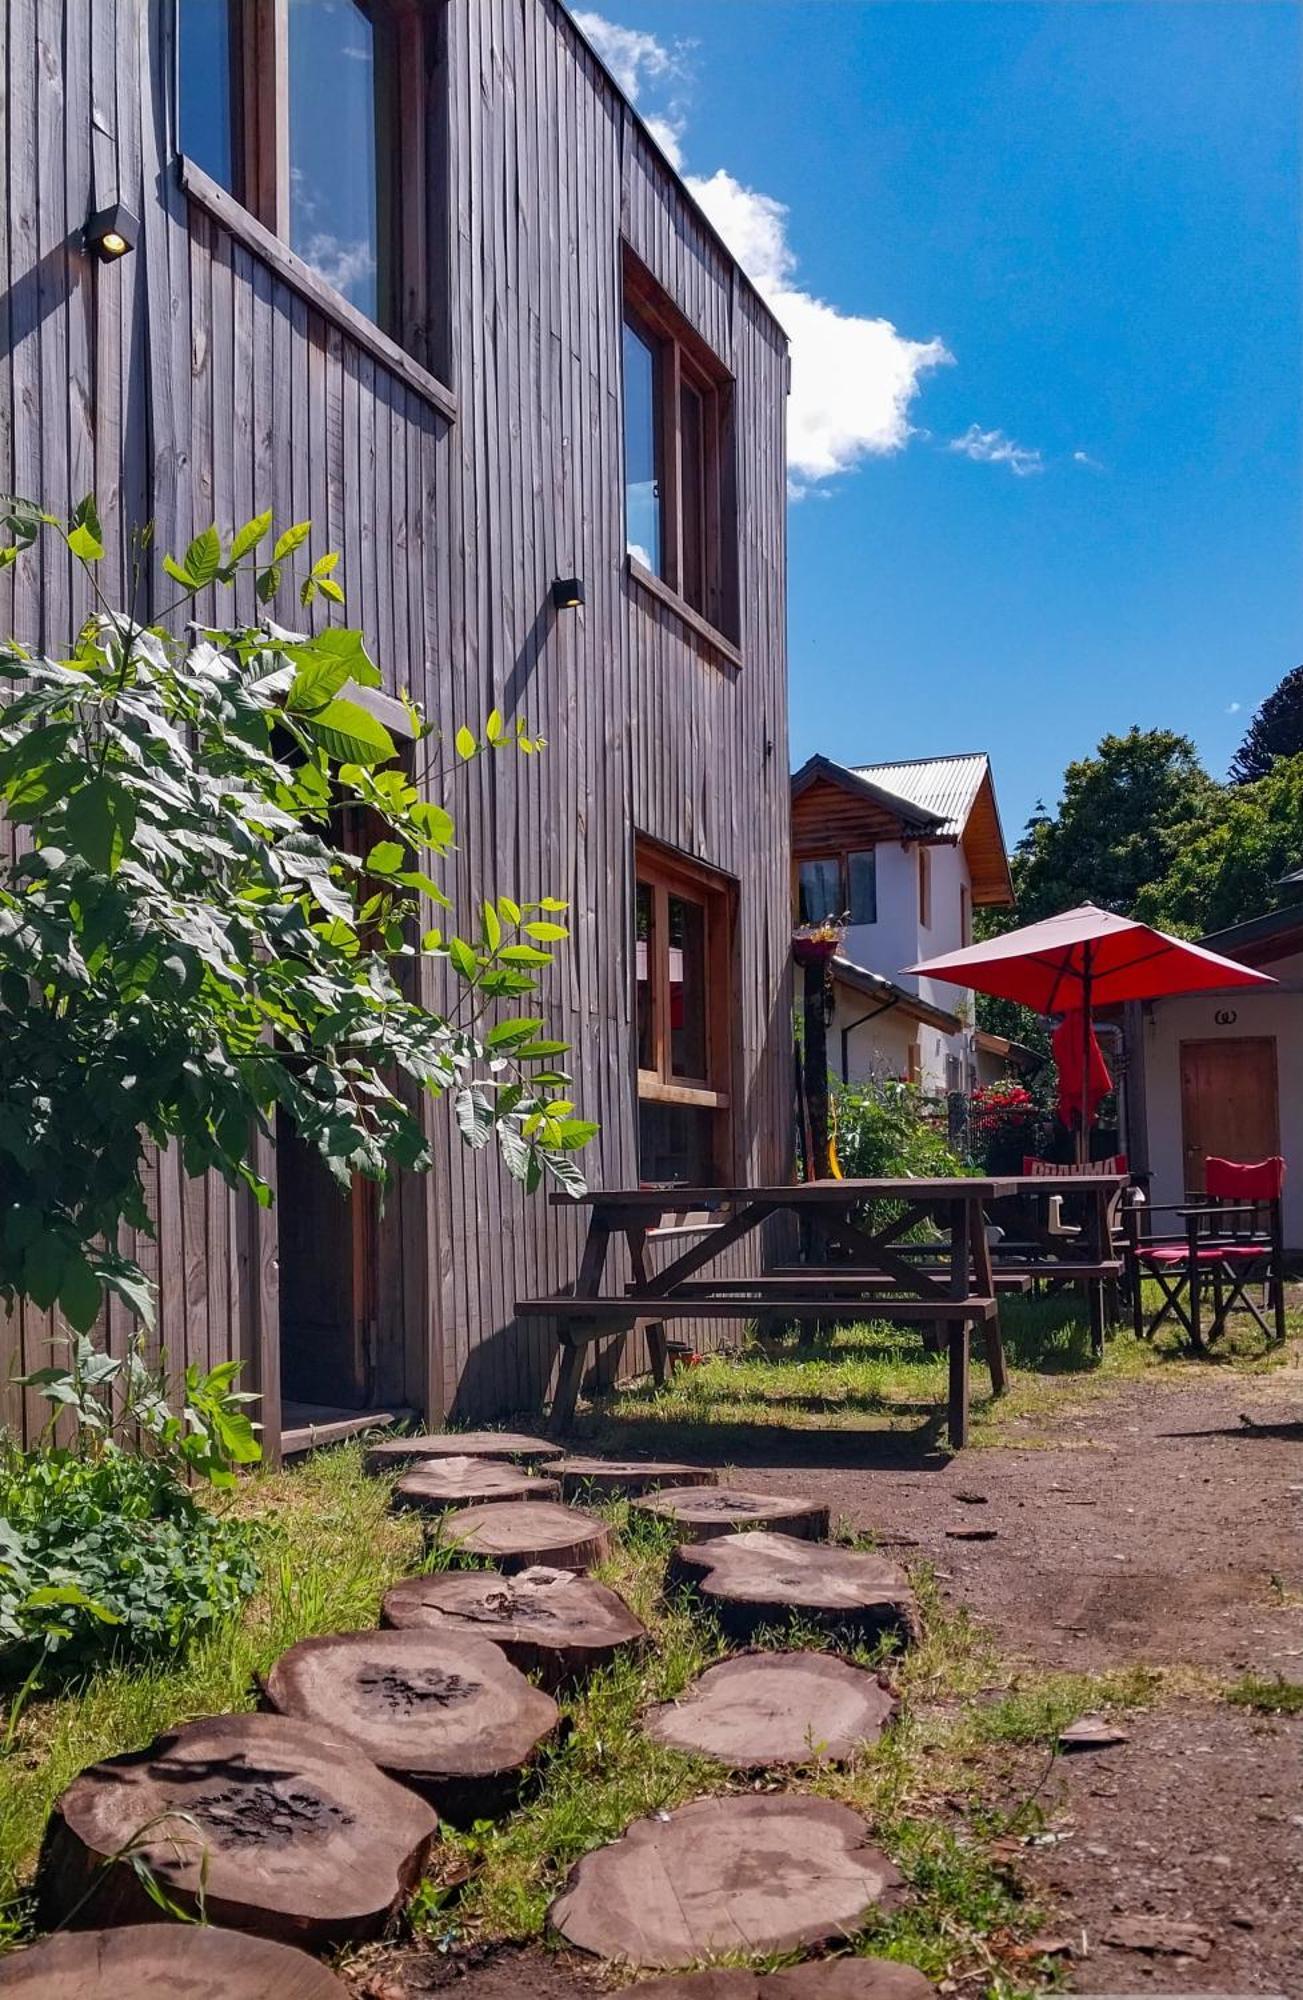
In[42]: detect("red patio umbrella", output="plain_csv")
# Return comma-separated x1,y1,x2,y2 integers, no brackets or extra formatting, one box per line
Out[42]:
906,903,1276,1162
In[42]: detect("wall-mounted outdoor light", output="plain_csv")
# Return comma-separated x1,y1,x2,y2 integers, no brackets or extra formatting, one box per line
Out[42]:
84,201,139,263
551,576,585,610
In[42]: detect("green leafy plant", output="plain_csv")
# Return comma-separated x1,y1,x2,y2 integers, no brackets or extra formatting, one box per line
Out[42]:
0,496,595,1338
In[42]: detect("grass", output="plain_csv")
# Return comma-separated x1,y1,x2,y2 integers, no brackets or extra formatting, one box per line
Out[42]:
1225,1672,1303,1716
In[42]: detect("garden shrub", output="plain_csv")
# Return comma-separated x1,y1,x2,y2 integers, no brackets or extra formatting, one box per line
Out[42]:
833,1079,968,1181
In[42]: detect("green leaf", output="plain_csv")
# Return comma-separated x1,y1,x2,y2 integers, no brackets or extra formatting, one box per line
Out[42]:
318,577,346,605
498,895,522,924
311,551,341,578
273,520,312,560
365,840,405,875
67,496,104,562
64,779,136,875
485,1016,545,1049
524,921,569,941
229,509,273,562
538,897,569,911
162,554,196,590
516,1040,570,1059
482,900,502,951
303,697,396,766
255,563,282,603
498,943,553,965
182,524,221,588
286,628,379,700
58,1252,102,1333
454,725,477,761
448,936,478,981
23,1235,67,1313
486,708,504,743
410,801,455,848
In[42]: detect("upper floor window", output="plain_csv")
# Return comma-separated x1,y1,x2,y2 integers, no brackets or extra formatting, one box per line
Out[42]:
918,846,932,928
622,253,739,642
178,0,431,350
796,848,876,926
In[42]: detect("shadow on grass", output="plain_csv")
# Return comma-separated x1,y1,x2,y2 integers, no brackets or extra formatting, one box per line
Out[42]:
570,1403,956,1472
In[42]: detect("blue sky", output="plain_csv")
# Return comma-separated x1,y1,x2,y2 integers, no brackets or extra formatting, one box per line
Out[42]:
577,2,1301,842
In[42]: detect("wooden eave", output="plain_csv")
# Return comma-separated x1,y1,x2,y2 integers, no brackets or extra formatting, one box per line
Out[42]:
960,768,1016,908
791,755,945,861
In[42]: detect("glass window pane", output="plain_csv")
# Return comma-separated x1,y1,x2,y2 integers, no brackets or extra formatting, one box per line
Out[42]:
638,1101,714,1185
179,0,238,195
289,0,381,321
680,377,705,611
623,321,662,575
668,894,707,1079
636,880,656,1071
848,849,877,925
798,858,842,924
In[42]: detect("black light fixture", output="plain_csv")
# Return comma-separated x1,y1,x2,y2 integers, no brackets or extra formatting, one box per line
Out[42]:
551,575,585,610
84,200,139,263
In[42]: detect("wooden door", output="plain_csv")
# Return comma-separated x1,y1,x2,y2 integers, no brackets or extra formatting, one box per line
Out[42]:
1179,1037,1280,1195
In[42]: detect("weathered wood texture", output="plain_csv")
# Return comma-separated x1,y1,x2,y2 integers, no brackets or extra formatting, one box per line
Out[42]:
0,0,791,1447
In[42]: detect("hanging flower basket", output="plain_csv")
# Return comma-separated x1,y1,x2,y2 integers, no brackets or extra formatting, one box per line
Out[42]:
792,923,843,967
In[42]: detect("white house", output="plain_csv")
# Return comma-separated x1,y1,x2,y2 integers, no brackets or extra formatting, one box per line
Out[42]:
1126,900,1303,1252
791,751,1015,1093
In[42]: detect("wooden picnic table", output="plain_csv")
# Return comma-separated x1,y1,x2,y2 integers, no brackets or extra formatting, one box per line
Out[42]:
517,1173,1129,1448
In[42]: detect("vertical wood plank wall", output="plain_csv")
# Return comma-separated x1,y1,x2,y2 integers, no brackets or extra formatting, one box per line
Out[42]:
0,0,793,1449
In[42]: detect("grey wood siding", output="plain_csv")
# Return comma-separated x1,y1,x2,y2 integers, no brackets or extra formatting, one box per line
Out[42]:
0,0,792,1450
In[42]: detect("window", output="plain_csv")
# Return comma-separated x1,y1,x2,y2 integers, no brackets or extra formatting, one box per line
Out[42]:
635,839,735,1186
960,883,970,946
796,849,876,926
622,253,738,641
918,846,932,928
797,857,842,925
177,0,433,351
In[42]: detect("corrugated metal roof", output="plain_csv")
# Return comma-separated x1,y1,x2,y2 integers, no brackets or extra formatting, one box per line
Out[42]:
851,752,992,839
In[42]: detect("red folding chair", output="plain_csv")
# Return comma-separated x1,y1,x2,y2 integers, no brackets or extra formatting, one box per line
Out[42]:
1129,1156,1287,1348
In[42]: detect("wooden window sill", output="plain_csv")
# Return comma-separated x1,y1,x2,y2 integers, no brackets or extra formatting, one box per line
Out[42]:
626,556,742,669
177,155,458,424
637,1073,730,1111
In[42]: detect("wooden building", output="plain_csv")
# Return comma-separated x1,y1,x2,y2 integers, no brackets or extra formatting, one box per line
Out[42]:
0,0,792,1454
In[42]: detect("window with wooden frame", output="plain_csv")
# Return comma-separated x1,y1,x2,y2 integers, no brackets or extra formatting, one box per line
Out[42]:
917,845,932,928
634,839,735,1186
796,849,876,926
622,252,739,647
176,0,438,360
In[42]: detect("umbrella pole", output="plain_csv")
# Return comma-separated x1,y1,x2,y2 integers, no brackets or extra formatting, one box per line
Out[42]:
1077,947,1092,1167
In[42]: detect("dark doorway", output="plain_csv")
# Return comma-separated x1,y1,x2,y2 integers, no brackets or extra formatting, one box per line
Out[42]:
276,1115,379,1410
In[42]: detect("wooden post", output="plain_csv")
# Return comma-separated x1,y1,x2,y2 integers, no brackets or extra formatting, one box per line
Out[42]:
801,956,832,1182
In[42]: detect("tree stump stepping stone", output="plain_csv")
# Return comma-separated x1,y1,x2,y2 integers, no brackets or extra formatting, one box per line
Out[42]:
633,1486,829,1543
381,1565,648,1689
262,1627,560,1820
0,1924,350,1996
633,1959,938,2000
364,1430,563,1477
669,1531,920,1646
644,1650,897,1767
36,1712,436,1949
557,1457,719,1501
391,1455,561,1514
439,1500,613,1572
549,1793,903,1967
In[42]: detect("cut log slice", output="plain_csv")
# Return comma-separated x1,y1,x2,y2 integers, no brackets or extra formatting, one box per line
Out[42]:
633,1959,938,2000
644,1650,897,1766
439,1501,613,1573
392,1456,561,1514
549,1793,903,1968
381,1565,648,1689
632,1487,829,1543
262,1628,560,1820
36,1712,437,1950
0,1924,350,1997
365,1431,563,1478
669,1531,920,1647
557,1457,719,1501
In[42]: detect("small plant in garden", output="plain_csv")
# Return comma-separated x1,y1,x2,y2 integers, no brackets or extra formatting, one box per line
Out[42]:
0,494,592,1339
0,1338,259,1706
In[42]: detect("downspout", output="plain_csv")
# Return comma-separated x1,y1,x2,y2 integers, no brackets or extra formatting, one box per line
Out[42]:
840,996,901,1082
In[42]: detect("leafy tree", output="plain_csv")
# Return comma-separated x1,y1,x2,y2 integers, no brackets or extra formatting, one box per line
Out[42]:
1230,665,1303,783
1009,727,1221,925
0,497,593,1340
1135,753,1303,935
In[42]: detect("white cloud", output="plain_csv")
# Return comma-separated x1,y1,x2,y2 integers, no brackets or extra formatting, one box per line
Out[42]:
1226,701,1242,714
575,14,951,490
299,233,376,301
1073,449,1104,472
948,425,1044,477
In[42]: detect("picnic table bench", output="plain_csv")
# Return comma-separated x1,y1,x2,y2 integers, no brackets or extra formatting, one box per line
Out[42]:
516,1172,1128,1448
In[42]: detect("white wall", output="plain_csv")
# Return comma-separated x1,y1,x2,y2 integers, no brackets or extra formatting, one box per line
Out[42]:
840,838,973,1094
1138,954,1303,1249
831,989,918,1086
